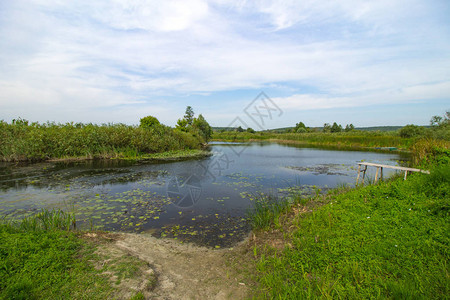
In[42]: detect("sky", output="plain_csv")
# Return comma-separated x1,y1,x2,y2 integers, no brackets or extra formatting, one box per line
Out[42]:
0,0,449,129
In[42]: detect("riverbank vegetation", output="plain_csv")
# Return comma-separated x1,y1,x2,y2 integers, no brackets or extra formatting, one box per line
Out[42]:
213,130,413,149
249,139,449,298
214,111,450,151
0,107,212,162
0,210,111,299
0,209,154,299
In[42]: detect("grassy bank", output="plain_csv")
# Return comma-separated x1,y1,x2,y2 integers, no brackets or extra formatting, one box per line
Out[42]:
0,210,152,299
117,149,212,162
212,131,414,150
0,119,204,162
249,144,449,298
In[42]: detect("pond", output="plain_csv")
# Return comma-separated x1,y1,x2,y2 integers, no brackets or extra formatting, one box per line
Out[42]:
0,142,409,248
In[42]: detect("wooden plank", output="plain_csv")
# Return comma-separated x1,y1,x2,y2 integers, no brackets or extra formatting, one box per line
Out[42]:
362,165,367,184
374,167,380,183
355,162,429,185
357,162,429,174
356,164,361,184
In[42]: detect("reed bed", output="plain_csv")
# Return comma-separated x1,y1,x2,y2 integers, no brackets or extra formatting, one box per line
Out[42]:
0,120,203,162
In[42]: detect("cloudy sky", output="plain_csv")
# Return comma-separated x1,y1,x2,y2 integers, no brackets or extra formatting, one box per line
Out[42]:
1,0,449,129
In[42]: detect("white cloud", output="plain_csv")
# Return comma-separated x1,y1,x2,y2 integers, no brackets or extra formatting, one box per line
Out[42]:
89,0,209,32
274,81,450,112
0,0,449,125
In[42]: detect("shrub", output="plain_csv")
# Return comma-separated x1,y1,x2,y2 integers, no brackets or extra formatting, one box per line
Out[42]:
399,124,425,138
139,116,160,129
330,122,342,133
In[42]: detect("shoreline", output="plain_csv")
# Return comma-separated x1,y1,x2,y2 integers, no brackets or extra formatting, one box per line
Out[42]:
211,138,410,153
1,139,410,163
3,149,212,164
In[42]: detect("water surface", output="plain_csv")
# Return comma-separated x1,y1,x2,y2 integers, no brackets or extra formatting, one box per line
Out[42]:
0,142,408,247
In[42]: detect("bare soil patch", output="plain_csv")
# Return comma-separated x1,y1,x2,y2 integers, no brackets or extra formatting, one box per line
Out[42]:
89,232,252,299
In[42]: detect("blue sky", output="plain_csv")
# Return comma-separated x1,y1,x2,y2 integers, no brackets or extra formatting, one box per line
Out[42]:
0,0,449,129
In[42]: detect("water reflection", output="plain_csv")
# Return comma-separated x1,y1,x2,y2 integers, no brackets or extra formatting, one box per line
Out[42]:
0,143,409,247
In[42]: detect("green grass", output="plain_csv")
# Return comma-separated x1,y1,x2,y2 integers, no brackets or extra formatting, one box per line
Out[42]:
252,163,449,299
247,194,293,231
0,209,158,299
121,148,211,161
0,119,204,162
212,131,414,150
15,208,77,231
103,254,150,285
0,210,115,299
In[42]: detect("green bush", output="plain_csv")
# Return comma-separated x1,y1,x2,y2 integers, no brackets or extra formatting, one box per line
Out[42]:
139,116,160,129
399,124,425,138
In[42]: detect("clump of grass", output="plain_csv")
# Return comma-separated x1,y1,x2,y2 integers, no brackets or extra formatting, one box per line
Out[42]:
16,208,76,232
253,163,449,299
104,255,149,285
247,194,292,230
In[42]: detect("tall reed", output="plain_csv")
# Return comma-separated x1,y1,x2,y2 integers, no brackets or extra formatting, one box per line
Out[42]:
5,209,76,232
0,119,204,161
410,138,450,166
247,194,292,230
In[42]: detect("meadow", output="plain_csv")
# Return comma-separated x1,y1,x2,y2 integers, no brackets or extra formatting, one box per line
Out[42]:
0,119,204,162
249,139,449,298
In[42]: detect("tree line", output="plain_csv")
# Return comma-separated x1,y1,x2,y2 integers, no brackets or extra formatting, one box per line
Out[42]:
140,106,212,143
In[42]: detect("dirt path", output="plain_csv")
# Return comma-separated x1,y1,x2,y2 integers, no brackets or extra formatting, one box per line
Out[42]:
101,232,252,299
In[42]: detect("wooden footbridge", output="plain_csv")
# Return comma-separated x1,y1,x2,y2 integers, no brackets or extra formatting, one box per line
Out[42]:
356,162,430,184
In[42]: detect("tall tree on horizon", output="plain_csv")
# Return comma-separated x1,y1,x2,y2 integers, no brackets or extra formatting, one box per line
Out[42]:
184,106,194,126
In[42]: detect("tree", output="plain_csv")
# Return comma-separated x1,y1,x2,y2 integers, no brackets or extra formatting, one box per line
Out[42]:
175,106,195,132
331,122,342,133
344,124,355,132
428,111,450,140
175,118,189,132
295,122,305,130
184,106,194,126
140,116,160,129
294,122,307,133
236,126,244,132
246,127,255,133
323,123,331,133
193,114,213,142
399,124,424,138
430,115,443,127
430,111,449,127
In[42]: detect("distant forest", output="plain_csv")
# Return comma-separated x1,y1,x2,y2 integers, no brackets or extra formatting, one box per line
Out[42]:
212,125,420,133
